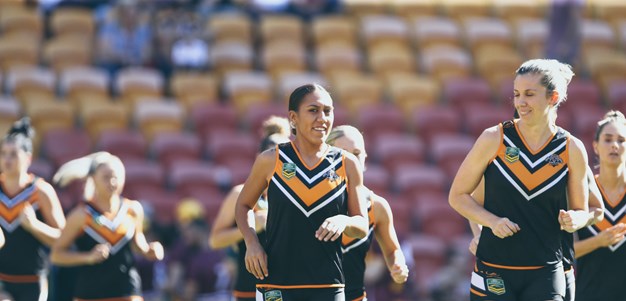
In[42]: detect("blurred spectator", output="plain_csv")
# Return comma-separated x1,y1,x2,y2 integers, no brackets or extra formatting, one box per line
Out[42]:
287,0,342,20
162,200,228,300
171,34,209,70
545,0,584,66
96,0,153,77
430,247,471,301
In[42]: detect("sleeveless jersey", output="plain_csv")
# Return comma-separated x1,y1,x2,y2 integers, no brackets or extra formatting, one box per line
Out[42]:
74,199,141,299
234,198,267,299
0,175,46,282
477,120,569,267
342,193,375,300
259,142,348,289
575,179,626,301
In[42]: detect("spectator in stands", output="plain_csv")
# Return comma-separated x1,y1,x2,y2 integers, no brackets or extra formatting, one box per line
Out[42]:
209,116,290,301
326,125,409,301
287,0,342,20
51,151,164,300
449,59,591,300
546,0,584,65
0,117,66,301
235,84,369,301
165,216,227,301
575,110,626,301
96,0,153,77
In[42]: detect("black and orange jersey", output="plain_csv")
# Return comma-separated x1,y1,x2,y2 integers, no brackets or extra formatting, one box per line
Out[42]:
477,120,569,268
74,199,141,300
342,192,375,301
259,142,349,290
0,174,46,282
575,179,626,301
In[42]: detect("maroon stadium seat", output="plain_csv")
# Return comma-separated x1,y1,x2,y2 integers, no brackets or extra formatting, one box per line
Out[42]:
151,132,202,169
97,130,147,161
411,105,461,143
42,128,92,168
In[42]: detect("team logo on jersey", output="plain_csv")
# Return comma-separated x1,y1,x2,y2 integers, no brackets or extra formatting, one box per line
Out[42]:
324,168,339,182
282,162,296,179
504,147,520,163
545,154,563,167
486,277,506,295
264,290,283,301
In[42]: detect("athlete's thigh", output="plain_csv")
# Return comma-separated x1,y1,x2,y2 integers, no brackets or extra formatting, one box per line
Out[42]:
309,288,345,301
520,265,565,301
563,269,575,301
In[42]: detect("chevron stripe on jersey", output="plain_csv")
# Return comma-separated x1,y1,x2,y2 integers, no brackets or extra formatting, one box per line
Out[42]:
84,201,136,254
341,198,375,254
587,180,626,251
0,176,39,232
272,142,347,217
492,120,569,201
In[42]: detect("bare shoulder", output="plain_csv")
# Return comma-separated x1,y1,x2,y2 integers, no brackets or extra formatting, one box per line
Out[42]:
371,192,392,220
341,150,361,171
567,135,588,156
127,199,145,217
479,125,502,142
66,206,87,225
35,179,57,199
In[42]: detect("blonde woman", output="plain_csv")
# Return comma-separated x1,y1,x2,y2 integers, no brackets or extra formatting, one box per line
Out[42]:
327,125,408,301
51,152,163,300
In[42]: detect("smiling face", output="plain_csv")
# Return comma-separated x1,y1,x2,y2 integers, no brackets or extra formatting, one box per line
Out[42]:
513,73,557,122
289,90,334,145
594,121,626,167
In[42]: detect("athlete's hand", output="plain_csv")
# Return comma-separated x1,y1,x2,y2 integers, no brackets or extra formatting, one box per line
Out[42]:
469,235,480,256
144,242,164,261
490,217,520,239
88,244,110,264
559,210,591,233
315,215,347,242
596,223,626,248
19,203,37,231
254,210,268,232
245,241,268,280
390,263,409,283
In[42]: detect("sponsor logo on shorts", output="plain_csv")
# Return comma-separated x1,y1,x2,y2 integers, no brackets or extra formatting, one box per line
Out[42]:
264,290,283,301
487,277,506,295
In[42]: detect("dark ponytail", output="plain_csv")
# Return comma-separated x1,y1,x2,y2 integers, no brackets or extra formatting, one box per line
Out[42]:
3,117,35,153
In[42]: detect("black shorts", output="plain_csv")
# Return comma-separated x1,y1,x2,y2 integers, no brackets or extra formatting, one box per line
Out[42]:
2,275,47,301
470,260,565,301
256,287,345,301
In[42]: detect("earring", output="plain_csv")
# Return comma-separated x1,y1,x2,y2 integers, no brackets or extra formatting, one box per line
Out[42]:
290,122,296,129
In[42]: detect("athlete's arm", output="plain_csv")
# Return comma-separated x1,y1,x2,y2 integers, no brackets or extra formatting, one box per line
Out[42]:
575,223,626,258
20,180,66,246
50,208,110,266
468,178,485,255
586,166,604,226
130,200,164,261
559,137,591,233
316,152,368,241
372,194,408,283
449,126,520,239
236,149,275,280
210,184,251,249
